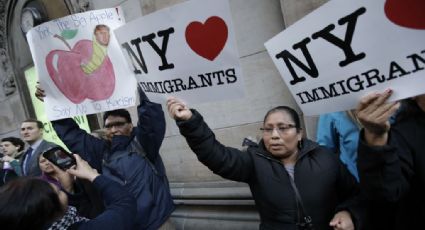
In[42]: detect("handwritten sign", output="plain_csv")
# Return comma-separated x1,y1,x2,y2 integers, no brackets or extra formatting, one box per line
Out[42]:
27,8,137,120
114,0,245,104
265,0,425,116
24,67,91,150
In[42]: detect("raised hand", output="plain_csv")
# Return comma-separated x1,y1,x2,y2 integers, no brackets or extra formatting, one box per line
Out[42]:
1,155,15,162
356,89,400,145
66,154,100,182
166,97,192,121
35,83,46,102
329,210,354,230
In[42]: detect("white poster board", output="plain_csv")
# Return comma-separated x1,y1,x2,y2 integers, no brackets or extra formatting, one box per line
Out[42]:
114,0,245,104
265,0,425,116
27,8,137,120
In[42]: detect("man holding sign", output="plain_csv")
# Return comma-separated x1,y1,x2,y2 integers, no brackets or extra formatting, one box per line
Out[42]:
36,85,175,230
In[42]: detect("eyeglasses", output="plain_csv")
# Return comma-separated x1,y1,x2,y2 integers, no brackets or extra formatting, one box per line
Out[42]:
260,125,297,135
104,121,128,129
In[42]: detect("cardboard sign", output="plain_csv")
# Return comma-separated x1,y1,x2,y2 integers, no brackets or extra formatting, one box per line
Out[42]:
24,67,91,150
265,0,425,116
114,0,245,104
27,8,137,120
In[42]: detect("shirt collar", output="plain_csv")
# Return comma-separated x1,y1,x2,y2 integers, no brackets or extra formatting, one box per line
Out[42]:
30,139,43,151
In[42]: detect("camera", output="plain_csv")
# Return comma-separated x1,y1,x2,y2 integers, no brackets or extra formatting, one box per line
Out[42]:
42,146,76,170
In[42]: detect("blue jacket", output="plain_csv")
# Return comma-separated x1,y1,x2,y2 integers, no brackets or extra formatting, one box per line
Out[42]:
316,112,360,181
72,175,137,230
52,91,174,230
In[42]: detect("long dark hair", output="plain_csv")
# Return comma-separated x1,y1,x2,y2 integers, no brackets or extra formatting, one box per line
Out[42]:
0,177,63,230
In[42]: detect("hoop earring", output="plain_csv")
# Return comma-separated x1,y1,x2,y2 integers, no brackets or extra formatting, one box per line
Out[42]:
298,140,303,149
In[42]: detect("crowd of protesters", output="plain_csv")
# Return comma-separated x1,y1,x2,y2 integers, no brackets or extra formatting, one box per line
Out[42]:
0,84,422,230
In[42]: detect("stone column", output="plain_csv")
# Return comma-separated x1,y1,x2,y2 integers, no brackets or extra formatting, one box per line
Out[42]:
0,0,28,139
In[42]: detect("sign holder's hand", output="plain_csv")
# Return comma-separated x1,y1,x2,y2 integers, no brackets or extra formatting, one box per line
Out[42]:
166,97,192,121
356,89,400,146
35,82,46,102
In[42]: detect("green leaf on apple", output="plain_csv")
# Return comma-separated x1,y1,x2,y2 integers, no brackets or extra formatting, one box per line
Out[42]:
61,29,78,40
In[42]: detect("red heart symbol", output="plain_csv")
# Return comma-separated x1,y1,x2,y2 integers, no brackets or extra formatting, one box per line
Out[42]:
185,16,228,61
384,0,425,29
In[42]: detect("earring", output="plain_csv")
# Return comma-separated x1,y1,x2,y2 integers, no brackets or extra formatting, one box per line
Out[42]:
298,140,303,149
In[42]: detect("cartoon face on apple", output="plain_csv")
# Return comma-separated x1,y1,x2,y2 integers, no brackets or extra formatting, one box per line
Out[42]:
45,24,116,104
94,24,110,47
81,24,111,75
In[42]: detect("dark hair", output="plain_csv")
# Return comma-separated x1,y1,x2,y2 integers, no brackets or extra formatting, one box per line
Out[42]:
23,118,44,129
263,106,301,130
103,109,132,124
0,178,63,230
1,137,25,152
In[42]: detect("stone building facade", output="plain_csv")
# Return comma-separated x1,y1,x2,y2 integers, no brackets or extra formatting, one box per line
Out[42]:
0,0,327,228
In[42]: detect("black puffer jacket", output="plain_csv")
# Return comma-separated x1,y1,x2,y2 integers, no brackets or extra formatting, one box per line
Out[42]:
358,100,425,230
177,110,365,230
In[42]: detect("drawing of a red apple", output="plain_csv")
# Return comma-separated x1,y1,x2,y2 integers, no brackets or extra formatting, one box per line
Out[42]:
46,38,115,104
384,0,425,29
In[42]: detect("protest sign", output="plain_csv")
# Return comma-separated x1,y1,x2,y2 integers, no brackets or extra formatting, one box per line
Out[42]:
27,8,137,120
114,0,245,104
265,0,425,116
24,67,91,149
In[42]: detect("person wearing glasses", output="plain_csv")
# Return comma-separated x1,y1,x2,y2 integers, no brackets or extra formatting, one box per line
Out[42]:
167,97,365,230
35,85,175,230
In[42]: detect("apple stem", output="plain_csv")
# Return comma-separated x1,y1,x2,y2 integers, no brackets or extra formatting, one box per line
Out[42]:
54,34,72,51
